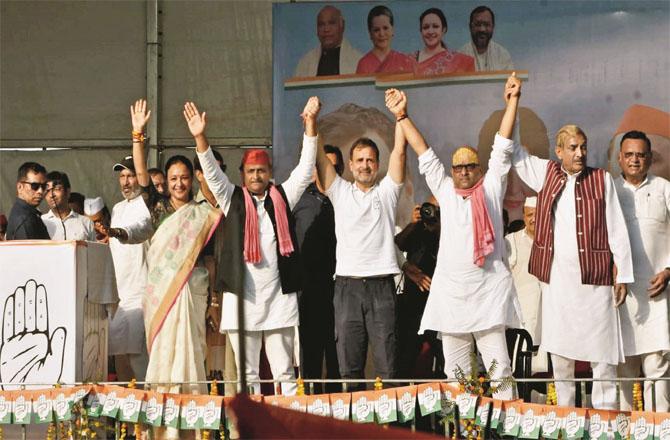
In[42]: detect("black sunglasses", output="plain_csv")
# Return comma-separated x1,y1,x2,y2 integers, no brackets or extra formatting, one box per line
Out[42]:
21,181,48,191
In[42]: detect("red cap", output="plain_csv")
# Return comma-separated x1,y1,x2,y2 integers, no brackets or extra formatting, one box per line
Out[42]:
241,149,271,168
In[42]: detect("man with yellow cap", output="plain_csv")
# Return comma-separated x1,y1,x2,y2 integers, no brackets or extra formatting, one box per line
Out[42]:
510,122,633,409
189,97,321,396
384,74,523,399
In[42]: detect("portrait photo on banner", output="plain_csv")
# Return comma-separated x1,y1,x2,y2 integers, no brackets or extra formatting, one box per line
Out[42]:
272,0,669,224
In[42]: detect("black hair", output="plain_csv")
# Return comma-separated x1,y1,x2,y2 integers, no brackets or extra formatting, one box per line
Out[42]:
620,130,652,152
324,144,345,176
164,155,194,177
68,192,85,207
17,162,46,182
367,5,393,31
469,5,495,27
46,171,71,190
193,149,226,173
148,167,165,178
420,8,447,48
349,137,380,161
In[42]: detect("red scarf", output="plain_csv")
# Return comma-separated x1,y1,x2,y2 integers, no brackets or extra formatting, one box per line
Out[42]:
242,186,294,264
454,177,495,267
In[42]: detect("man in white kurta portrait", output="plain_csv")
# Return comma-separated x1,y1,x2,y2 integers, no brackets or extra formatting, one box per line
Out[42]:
512,124,634,409
385,74,523,400
460,5,513,72
293,5,362,77
107,156,153,381
614,130,670,411
193,97,321,395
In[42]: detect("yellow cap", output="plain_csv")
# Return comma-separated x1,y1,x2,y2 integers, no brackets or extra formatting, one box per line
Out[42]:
452,146,480,166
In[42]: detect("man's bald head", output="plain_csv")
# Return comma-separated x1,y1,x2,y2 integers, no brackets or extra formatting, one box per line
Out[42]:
317,5,345,49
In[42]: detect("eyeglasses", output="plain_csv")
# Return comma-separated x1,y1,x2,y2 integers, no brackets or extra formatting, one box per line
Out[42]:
452,163,479,173
21,181,47,191
623,152,649,159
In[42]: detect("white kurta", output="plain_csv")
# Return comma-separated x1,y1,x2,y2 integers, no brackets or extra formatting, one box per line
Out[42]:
459,39,513,72
419,134,521,335
197,135,317,332
512,148,634,364
42,209,96,241
108,195,153,355
506,229,542,344
615,174,670,356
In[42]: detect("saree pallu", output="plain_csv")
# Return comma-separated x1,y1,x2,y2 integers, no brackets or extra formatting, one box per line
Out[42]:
143,201,221,396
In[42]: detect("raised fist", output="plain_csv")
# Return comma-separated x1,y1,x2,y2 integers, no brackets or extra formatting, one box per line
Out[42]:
301,96,322,122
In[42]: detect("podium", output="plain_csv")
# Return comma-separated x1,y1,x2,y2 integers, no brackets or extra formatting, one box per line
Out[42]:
0,240,118,390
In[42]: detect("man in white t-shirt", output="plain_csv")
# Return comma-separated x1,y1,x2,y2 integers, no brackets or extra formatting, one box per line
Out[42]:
316,117,407,387
42,171,96,241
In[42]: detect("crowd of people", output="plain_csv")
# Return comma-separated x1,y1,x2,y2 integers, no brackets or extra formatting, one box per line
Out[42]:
2,74,668,422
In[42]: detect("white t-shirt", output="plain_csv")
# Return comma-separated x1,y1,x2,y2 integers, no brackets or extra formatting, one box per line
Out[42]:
42,209,95,241
326,174,402,277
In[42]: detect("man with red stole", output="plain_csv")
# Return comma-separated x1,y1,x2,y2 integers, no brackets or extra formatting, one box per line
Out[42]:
188,97,321,395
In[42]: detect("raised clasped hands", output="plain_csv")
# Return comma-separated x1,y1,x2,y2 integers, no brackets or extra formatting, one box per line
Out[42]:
384,88,407,118
130,99,151,133
504,72,521,103
183,102,207,138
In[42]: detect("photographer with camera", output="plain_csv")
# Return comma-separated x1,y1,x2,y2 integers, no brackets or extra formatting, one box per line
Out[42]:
394,195,442,379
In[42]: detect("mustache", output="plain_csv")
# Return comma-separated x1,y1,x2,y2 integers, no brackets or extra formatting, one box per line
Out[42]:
475,31,491,39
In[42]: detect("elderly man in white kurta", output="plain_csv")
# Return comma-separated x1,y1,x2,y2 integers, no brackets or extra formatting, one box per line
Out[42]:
512,124,634,409
108,157,153,381
614,130,670,411
506,196,548,377
386,74,523,400
193,98,320,395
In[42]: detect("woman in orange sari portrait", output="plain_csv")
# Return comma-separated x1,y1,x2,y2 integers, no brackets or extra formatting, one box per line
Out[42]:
413,7,475,77
356,5,415,75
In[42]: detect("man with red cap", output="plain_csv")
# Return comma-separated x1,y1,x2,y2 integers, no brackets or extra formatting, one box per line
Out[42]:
188,97,321,395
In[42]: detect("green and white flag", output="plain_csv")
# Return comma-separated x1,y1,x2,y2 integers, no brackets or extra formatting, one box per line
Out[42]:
118,391,143,423
163,395,181,429
586,411,609,440
562,410,586,440
100,388,121,418
306,396,331,417
518,406,544,439
330,393,350,421
85,391,103,418
395,386,417,423
612,412,631,440
489,400,503,430
417,383,441,416
180,399,204,430
201,398,223,430
474,398,492,428
655,413,670,440
542,409,564,439
455,393,477,420
139,392,164,427
32,391,53,424
630,413,655,440
351,393,374,424
12,393,31,425
53,390,75,421
374,390,397,424
0,394,12,424
500,404,521,437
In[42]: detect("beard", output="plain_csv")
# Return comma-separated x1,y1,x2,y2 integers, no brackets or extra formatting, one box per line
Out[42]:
473,31,492,49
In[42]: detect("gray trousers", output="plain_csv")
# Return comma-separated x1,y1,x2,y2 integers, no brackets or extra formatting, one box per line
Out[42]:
333,276,397,386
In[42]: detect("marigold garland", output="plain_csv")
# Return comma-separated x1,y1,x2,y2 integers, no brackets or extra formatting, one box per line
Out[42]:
633,381,644,411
